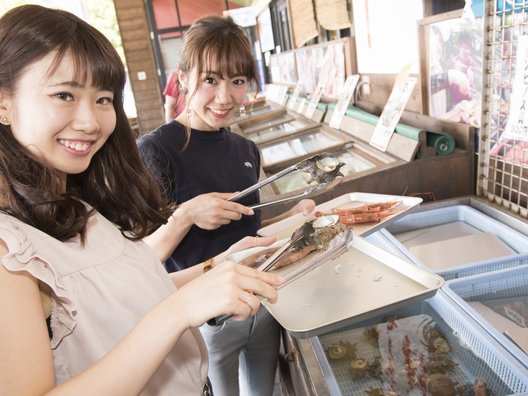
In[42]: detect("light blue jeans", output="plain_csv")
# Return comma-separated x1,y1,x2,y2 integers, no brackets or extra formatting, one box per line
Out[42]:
199,305,280,396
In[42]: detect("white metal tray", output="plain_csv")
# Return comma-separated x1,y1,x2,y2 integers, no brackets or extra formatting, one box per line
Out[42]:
258,192,423,240
260,236,444,338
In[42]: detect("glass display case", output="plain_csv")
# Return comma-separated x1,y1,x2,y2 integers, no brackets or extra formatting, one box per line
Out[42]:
247,118,320,145
237,112,296,136
270,146,377,195
260,126,350,171
230,100,284,125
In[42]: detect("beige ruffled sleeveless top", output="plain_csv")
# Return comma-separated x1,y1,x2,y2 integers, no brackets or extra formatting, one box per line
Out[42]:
0,211,208,395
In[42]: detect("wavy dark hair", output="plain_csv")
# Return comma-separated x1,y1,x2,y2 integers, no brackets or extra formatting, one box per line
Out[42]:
0,5,170,242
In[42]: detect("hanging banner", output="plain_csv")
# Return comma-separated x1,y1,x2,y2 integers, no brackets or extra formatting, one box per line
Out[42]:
289,0,319,48
314,0,352,30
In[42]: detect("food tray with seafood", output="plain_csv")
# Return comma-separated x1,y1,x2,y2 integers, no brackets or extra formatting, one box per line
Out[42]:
243,235,444,338
258,192,423,240
381,204,528,279
443,262,528,370
312,291,528,395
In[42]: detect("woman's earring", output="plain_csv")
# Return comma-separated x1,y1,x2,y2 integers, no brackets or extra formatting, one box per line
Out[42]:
181,86,188,95
239,104,246,116
0,115,9,125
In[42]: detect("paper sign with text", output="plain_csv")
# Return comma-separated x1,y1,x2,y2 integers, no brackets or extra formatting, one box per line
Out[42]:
287,83,302,110
370,66,416,151
329,74,360,129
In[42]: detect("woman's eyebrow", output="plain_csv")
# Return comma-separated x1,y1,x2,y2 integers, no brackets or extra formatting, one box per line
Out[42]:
47,80,84,88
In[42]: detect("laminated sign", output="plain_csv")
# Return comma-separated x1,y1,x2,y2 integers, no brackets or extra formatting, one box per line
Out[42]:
370,65,416,151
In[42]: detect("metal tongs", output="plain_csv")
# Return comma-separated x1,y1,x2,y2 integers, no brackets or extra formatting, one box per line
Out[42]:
256,216,353,282
228,153,345,210
276,228,353,289
208,217,353,326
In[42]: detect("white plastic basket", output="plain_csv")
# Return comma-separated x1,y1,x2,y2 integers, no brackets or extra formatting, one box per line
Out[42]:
312,291,528,395
443,263,528,371
381,205,528,279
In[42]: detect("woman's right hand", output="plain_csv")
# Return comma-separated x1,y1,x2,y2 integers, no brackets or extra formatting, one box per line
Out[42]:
176,261,282,328
178,192,254,230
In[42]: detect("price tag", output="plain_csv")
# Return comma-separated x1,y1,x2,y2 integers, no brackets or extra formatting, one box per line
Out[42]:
329,74,360,129
297,98,307,114
304,82,324,119
287,83,302,110
370,65,416,151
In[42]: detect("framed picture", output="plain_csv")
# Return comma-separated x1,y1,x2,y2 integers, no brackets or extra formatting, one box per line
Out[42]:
418,10,483,127
269,51,298,85
294,39,346,99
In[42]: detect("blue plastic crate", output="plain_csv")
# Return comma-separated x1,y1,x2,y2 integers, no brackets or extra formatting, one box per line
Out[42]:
444,263,528,371
381,204,528,280
311,291,528,395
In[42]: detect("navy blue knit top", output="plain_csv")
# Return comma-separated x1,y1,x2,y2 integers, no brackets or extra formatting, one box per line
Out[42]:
138,121,261,272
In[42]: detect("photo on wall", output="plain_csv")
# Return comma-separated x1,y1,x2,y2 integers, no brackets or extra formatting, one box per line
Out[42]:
419,10,483,127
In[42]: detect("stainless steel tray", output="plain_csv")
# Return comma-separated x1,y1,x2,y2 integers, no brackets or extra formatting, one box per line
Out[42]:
258,192,423,240
262,236,444,338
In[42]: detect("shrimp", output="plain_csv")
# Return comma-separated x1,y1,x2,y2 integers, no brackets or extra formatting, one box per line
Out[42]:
315,200,401,225
339,210,396,225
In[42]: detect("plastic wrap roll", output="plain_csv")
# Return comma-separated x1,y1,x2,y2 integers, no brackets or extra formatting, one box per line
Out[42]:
427,132,455,156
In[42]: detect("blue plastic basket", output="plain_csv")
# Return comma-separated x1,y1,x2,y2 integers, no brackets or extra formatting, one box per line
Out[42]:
443,263,528,371
381,204,528,280
312,291,528,395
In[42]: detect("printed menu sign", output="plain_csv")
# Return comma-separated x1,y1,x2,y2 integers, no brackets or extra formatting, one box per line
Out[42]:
329,74,360,129
287,83,302,110
370,65,416,151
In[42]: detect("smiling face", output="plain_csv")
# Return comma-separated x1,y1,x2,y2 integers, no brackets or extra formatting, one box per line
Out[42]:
180,67,248,131
0,51,116,175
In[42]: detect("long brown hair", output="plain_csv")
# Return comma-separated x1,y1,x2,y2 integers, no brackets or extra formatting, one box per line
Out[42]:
178,15,257,147
0,5,170,242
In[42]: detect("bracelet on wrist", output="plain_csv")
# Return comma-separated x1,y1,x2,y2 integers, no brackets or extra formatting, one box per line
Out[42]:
203,258,214,272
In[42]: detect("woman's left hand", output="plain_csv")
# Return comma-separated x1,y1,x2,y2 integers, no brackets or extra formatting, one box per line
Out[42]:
214,235,278,264
289,199,316,217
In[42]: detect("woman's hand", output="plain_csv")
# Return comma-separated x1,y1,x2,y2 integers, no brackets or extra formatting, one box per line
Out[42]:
178,192,254,230
176,261,283,328
214,235,278,264
288,199,316,217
